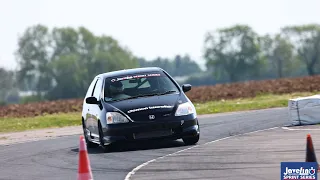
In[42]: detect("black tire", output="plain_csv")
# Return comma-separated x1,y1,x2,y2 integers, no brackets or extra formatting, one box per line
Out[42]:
98,122,110,153
183,120,200,145
82,119,99,148
182,134,200,145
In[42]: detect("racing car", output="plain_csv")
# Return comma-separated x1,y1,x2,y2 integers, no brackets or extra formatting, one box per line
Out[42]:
81,67,200,152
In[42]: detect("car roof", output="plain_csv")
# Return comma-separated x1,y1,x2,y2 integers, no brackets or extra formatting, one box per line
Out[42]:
98,67,165,79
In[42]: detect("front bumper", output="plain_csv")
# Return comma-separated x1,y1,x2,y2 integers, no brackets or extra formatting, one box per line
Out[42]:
101,117,199,144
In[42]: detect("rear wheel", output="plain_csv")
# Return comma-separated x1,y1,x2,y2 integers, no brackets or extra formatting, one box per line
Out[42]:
82,119,99,148
98,121,110,152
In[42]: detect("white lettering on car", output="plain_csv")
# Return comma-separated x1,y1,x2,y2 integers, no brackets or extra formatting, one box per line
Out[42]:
147,73,161,77
110,74,161,82
127,105,173,113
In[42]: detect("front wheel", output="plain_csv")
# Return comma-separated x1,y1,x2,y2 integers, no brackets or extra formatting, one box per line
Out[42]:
182,134,200,145
82,119,99,148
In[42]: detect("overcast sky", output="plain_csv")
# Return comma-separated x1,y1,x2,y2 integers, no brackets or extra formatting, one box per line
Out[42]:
1,0,320,70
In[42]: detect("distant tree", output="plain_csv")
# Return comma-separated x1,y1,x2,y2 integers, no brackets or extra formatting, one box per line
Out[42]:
204,25,264,82
15,25,51,94
260,34,297,78
173,55,202,76
0,68,19,104
282,24,320,75
174,55,182,71
138,55,202,77
16,24,139,100
153,57,174,74
137,58,148,67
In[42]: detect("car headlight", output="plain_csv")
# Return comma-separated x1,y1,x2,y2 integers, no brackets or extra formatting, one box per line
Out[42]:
106,112,129,124
175,102,195,116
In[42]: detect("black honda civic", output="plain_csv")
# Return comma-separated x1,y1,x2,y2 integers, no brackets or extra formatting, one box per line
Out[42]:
81,67,200,151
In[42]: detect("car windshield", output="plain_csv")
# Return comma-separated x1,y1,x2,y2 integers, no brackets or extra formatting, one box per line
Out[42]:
104,71,180,102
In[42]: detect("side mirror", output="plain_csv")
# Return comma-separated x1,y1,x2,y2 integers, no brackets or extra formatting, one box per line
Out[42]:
182,84,192,92
85,97,99,104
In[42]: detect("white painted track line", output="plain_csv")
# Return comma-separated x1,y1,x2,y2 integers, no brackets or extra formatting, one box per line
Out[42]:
124,126,279,180
282,126,320,131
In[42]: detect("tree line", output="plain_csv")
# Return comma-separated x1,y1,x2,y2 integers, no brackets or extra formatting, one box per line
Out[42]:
0,24,203,104
138,55,202,77
201,24,320,82
1,23,320,104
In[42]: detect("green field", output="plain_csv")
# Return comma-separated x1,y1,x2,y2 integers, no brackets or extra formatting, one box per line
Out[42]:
194,92,314,114
0,113,80,133
1,92,318,133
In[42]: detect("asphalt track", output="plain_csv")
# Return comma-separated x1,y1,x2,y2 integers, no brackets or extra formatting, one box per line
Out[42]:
0,108,291,180
130,126,320,180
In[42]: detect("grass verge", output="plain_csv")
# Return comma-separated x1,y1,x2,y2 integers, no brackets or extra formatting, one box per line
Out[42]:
0,112,81,133
1,92,319,133
195,92,319,114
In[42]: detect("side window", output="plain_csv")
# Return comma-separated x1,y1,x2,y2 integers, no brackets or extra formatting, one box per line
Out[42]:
85,77,98,98
93,78,103,99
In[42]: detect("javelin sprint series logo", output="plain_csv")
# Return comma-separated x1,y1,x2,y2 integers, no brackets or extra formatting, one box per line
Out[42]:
281,162,318,180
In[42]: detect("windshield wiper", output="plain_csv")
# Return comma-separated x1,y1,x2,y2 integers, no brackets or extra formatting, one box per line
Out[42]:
120,93,156,100
136,90,178,97
157,90,178,95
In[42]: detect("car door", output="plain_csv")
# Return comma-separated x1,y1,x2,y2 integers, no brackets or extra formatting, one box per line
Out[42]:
89,77,104,136
83,77,98,131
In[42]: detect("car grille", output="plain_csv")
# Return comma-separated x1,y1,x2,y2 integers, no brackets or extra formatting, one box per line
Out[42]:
133,129,173,139
129,111,172,122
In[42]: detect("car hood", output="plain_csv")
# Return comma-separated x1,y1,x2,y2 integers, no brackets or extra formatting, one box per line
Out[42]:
106,93,181,121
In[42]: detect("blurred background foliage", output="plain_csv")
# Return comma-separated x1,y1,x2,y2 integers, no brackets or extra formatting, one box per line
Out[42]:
1,23,320,104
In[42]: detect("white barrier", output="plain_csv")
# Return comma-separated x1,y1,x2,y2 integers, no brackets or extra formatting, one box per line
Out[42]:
288,95,320,126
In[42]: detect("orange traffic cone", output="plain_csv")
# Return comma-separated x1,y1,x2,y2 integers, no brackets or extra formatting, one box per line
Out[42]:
306,134,319,172
77,135,94,180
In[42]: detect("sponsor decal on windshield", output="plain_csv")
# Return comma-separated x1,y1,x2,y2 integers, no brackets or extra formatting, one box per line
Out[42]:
111,73,161,82
127,105,173,114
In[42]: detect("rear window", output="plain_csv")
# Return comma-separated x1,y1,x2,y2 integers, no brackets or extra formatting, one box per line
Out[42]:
104,71,179,102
